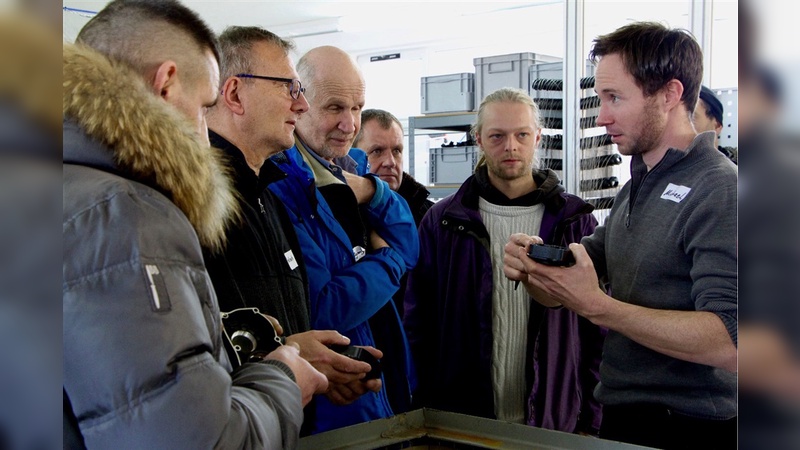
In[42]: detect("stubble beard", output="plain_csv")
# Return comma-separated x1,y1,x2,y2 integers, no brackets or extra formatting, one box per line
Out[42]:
487,158,530,182
627,97,665,156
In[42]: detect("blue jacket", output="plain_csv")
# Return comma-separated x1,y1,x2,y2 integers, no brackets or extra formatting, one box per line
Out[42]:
403,168,605,435
268,144,419,433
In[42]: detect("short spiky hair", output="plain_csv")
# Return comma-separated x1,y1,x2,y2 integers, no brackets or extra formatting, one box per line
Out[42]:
216,26,295,84
354,109,403,148
589,21,702,111
76,0,218,79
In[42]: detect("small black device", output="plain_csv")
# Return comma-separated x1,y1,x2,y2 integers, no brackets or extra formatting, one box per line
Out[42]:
329,345,382,380
526,244,576,267
221,307,284,368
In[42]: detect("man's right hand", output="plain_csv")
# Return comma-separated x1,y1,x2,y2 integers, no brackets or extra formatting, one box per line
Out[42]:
342,171,376,205
263,343,328,406
324,346,383,406
369,230,389,250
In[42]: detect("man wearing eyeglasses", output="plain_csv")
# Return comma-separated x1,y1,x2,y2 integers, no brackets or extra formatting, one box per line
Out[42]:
64,3,327,449
203,27,381,436
268,46,419,433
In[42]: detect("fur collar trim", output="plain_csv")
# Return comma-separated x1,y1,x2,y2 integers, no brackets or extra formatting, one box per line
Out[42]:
63,43,238,252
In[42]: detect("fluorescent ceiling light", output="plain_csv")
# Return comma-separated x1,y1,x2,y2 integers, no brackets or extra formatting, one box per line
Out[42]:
270,17,343,38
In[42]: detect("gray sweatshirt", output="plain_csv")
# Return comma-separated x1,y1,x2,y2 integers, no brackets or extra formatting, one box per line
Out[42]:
583,132,737,420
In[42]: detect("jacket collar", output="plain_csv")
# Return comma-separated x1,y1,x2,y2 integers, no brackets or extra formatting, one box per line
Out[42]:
397,172,430,204
62,43,238,252
463,165,566,211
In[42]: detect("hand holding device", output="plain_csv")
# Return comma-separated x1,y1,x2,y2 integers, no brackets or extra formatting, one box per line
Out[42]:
328,345,382,380
526,243,576,267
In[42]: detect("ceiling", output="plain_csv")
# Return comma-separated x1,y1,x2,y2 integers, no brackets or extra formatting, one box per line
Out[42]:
63,1,558,57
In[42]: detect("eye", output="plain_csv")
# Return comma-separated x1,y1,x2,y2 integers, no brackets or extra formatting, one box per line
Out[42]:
518,132,530,138
328,105,343,112
392,149,402,156
370,148,383,156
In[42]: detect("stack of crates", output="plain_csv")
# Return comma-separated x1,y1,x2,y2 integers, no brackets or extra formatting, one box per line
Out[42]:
472,52,560,103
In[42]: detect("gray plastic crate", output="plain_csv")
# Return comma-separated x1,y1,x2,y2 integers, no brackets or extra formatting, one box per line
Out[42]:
473,52,560,103
420,73,475,114
429,145,479,185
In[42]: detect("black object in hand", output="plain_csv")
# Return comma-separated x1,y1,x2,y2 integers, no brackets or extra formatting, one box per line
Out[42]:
526,244,576,267
329,345,382,380
221,307,284,368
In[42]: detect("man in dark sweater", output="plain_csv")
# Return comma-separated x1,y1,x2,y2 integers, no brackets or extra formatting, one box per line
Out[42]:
202,26,378,434
505,22,737,449
353,108,433,318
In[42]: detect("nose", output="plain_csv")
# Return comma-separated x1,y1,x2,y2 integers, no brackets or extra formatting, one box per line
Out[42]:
381,155,396,168
294,91,309,113
508,135,519,152
596,102,612,127
339,111,357,134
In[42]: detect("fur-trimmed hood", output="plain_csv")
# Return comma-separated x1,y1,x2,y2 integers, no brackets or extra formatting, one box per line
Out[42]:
62,43,238,252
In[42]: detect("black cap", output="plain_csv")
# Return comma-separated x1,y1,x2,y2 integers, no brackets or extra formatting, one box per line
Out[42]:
699,86,724,125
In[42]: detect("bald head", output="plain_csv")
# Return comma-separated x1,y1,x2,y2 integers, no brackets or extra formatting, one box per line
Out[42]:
295,46,366,160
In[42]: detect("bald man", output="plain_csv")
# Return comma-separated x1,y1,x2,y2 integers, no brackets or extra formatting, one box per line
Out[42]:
63,1,326,448
268,46,419,433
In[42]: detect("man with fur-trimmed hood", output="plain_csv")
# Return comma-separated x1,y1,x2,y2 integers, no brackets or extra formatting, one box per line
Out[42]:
62,1,326,449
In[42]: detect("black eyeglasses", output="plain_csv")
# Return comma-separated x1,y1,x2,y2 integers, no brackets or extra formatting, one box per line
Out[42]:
235,74,305,99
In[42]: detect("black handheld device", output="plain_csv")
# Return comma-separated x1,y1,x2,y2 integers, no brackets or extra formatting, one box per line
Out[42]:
329,345,382,380
526,244,576,267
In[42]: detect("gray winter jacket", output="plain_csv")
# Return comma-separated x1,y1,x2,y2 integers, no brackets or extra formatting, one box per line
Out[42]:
63,43,303,449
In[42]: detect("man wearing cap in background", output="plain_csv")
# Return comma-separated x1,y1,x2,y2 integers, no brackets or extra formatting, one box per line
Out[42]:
694,85,738,164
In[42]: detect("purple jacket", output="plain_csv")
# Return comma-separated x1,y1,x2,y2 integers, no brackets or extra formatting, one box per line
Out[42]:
403,169,605,435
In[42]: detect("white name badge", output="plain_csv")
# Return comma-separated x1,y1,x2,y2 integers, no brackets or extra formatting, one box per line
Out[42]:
284,250,298,270
660,183,691,203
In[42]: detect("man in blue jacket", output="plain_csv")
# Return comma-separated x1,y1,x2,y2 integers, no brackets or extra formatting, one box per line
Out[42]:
403,88,604,435
268,45,419,433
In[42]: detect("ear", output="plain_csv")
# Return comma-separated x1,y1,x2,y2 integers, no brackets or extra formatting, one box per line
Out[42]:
475,132,483,147
151,60,180,100
533,128,543,148
220,76,246,115
663,79,685,112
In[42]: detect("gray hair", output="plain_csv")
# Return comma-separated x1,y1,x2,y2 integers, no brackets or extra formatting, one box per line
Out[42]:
216,26,295,86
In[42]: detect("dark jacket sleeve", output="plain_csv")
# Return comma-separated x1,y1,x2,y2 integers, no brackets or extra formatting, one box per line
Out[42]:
402,202,442,407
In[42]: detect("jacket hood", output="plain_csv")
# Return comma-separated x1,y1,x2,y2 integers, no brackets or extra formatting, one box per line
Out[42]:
62,43,238,252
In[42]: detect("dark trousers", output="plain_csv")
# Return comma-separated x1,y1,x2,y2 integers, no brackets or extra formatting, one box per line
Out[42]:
600,403,737,449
